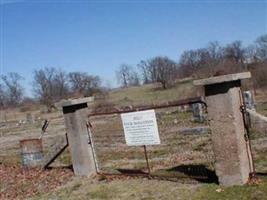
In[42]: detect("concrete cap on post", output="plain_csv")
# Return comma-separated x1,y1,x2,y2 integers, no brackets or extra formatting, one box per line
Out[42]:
55,97,94,109
193,72,251,86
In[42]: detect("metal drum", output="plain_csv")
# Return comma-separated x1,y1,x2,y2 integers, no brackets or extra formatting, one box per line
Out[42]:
20,138,43,168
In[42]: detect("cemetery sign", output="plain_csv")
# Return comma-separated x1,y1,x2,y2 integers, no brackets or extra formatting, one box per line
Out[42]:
121,110,160,146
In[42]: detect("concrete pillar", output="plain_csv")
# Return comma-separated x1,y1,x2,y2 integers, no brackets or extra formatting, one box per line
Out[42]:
56,97,96,176
194,72,254,186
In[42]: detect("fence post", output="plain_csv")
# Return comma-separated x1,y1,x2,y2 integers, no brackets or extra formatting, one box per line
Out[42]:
56,97,96,177
194,72,254,186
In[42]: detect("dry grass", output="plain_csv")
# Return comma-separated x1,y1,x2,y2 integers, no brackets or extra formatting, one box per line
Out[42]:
254,89,267,116
108,81,196,106
31,175,267,200
31,177,197,200
0,164,72,200
0,82,267,199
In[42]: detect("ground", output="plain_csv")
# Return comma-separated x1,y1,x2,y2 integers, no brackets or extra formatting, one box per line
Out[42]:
0,80,267,200
30,176,267,200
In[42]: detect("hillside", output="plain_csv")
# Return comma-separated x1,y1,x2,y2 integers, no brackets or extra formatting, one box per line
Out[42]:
108,79,197,106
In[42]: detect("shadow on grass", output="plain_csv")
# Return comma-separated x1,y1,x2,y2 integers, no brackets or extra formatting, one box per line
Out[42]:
116,168,148,175
45,165,73,171
114,165,218,184
256,172,267,177
167,164,218,184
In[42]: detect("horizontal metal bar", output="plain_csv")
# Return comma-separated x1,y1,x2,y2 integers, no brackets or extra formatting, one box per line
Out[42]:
88,96,206,117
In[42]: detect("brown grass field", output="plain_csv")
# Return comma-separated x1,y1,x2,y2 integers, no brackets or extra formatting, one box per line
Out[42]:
1,81,267,200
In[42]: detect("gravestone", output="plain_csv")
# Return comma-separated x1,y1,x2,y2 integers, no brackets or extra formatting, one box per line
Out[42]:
192,103,205,122
243,90,255,110
194,72,254,186
178,105,190,112
26,113,34,123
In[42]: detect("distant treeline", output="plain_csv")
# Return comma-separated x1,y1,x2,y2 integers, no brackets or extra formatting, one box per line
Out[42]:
116,34,267,90
0,34,266,110
0,70,102,111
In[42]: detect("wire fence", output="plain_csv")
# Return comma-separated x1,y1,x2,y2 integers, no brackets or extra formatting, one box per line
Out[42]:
89,106,216,181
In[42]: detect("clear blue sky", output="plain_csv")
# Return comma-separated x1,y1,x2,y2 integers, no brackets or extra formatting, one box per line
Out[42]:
0,0,266,96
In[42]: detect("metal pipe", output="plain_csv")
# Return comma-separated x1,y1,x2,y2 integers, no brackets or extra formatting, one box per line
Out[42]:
143,145,151,174
88,97,206,117
86,121,100,173
239,89,256,177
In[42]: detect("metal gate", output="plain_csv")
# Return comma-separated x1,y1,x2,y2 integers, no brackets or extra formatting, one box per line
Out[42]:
87,97,218,182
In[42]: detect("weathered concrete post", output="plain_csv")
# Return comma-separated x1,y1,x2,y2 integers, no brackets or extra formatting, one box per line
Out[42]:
56,97,96,176
194,72,254,186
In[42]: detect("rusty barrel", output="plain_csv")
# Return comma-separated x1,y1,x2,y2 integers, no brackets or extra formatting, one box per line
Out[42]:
20,138,43,168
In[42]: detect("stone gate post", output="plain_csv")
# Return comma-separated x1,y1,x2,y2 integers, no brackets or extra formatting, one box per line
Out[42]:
194,72,254,186
56,97,96,176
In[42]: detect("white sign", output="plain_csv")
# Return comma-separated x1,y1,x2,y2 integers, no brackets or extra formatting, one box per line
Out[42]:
121,110,160,146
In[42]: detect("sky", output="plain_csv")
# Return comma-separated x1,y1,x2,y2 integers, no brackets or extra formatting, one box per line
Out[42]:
0,0,266,96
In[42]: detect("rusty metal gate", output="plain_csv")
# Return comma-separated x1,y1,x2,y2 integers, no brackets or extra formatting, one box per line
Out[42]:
87,97,218,182
239,89,267,179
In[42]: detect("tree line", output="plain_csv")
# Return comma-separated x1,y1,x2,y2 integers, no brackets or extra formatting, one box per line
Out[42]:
0,34,266,110
0,68,102,111
116,34,267,90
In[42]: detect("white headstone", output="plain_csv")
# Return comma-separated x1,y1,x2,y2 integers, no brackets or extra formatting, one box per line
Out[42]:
192,103,205,122
243,91,255,110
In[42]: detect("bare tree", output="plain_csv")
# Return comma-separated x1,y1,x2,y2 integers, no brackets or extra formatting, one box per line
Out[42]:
33,67,54,108
178,41,246,78
250,61,267,89
152,56,178,89
179,49,210,78
33,67,69,110
138,60,151,84
205,41,223,75
245,44,258,64
116,64,132,87
2,72,24,106
0,83,7,108
255,34,267,61
128,71,140,86
223,41,245,64
139,56,178,89
116,64,140,87
53,70,69,100
68,72,101,97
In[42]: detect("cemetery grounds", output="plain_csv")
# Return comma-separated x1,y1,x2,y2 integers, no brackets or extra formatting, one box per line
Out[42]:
0,80,267,200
